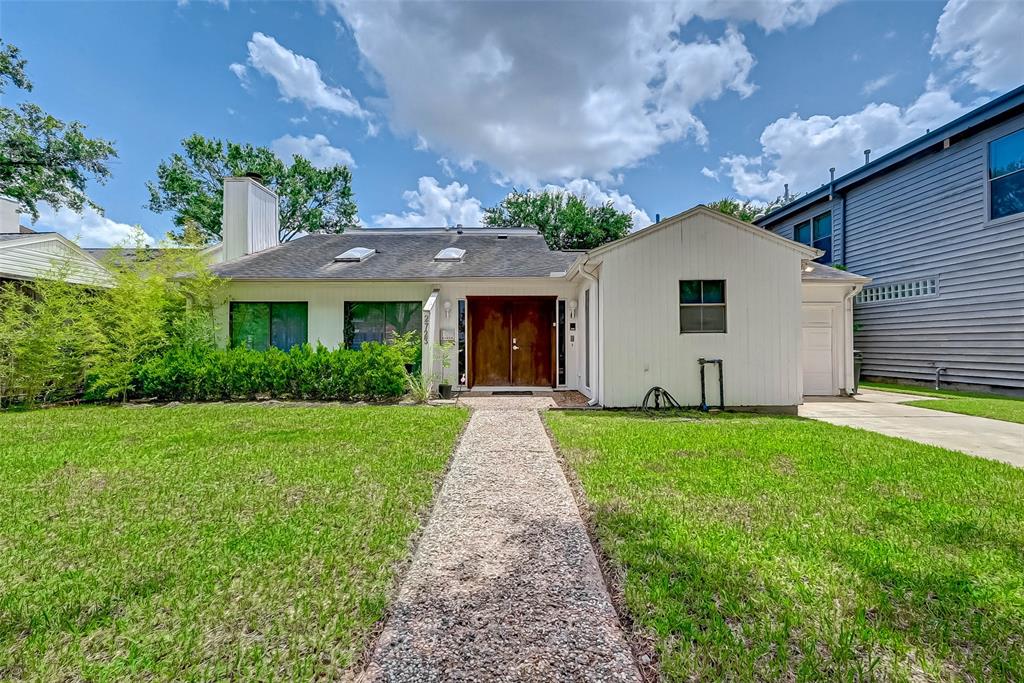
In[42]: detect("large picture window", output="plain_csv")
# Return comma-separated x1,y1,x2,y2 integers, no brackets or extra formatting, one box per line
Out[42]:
990,128,1024,220
230,302,308,351
794,211,832,264
344,301,421,349
679,280,726,333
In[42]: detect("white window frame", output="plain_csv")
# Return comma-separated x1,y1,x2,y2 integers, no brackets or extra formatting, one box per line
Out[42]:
986,126,1024,225
679,280,727,334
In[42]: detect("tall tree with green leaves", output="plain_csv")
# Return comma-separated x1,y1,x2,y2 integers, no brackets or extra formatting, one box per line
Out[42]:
707,196,791,223
483,189,632,250
0,39,117,220
147,134,357,244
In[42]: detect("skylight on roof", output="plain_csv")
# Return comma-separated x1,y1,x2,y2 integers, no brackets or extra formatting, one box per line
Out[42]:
335,247,375,262
434,247,466,262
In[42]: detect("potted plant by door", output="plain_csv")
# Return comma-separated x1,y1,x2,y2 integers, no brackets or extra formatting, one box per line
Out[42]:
435,341,455,400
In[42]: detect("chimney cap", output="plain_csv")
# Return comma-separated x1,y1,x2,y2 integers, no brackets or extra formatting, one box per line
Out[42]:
244,172,264,183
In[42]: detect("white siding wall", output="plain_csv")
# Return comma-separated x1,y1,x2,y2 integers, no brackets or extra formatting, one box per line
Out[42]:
595,212,805,408
802,283,860,395
222,178,279,262
217,278,580,389
0,237,109,286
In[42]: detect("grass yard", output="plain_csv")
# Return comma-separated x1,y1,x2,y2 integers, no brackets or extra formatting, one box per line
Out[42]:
547,410,1024,682
863,381,1024,424
0,403,466,681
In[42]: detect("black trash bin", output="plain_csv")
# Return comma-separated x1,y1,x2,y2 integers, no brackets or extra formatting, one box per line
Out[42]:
853,350,863,394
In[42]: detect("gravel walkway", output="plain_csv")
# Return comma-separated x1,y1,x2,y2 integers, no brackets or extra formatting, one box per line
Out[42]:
361,397,640,682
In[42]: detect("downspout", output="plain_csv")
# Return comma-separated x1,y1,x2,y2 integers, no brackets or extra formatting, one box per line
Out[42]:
579,260,601,406
843,283,863,395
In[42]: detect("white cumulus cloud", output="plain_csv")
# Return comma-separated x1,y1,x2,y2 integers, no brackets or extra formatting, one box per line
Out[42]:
931,0,1024,93
238,32,372,124
718,90,971,201
30,205,156,248
862,73,896,95
271,133,355,169
371,177,485,228
329,1,822,184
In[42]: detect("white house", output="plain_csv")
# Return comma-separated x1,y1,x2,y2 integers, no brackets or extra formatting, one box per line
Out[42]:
0,198,110,287
210,176,868,410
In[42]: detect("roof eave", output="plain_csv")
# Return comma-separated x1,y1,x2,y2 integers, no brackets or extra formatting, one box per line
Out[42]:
757,84,1024,226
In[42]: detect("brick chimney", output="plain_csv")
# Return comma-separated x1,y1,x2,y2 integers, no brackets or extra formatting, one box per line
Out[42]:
222,176,280,262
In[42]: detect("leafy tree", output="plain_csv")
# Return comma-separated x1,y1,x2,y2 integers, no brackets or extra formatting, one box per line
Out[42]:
707,196,793,223
86,230,223,402
0,266,100,407
0,39,117,221
483,189,632,250
147,134,357,244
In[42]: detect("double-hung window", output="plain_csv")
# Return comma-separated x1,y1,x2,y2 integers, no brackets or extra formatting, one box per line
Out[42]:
230,302,308,351
794,211,832,264
343,301,421,349
679,280,726,333
989,128,1024,220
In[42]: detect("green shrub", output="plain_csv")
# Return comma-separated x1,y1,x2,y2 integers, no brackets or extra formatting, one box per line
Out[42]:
133,343,407,402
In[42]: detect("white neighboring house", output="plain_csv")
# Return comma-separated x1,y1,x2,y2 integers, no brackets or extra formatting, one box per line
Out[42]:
0,197,111,287
209,177,869,410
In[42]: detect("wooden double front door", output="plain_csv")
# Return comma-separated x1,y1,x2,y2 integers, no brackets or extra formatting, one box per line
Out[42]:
468,297,554,387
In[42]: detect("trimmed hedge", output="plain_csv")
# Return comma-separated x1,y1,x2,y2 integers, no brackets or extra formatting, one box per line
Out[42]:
136,343,408,402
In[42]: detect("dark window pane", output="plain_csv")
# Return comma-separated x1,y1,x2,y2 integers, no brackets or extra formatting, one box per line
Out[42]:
813,212,831,240
680,280,701,304
702,280,724,304
991,171,1024,220
345,302,385,349
230,303,270,351
270,302,307,351
701,305,727,333
557,300,566,386
584,289,591,387
345,301,422,349
813,236,833,264
680,306,702,332
384,302,422,339
990,129,1024,179
458,300,467,385
794,221,811,244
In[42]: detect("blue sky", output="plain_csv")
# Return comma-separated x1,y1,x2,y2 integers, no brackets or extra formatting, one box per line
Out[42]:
4,0,1021,246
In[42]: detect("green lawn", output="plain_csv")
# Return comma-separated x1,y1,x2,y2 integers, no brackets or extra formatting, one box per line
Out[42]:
0,403,466,681
863,381,1024,424
547,410,1024,682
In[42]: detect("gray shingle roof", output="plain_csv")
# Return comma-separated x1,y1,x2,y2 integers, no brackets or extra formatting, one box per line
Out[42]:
801,261,870,283
209,229,579,280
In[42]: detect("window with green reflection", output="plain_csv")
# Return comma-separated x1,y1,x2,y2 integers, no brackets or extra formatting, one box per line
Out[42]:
230,302,308,351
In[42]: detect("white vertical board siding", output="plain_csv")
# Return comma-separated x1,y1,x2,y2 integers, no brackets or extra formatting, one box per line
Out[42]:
222,178,279,262
596,212,804,408
0,237,109,286
217,278,581,389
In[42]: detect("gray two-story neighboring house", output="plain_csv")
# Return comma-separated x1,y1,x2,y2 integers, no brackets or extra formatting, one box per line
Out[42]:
757,84,1024,394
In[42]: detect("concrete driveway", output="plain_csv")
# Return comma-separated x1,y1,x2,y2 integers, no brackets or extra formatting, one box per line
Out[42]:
799,389,1024,468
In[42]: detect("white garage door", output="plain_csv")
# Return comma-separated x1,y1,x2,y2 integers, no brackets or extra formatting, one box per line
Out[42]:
802,313,834,396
